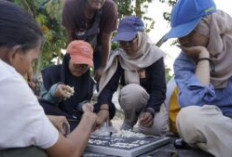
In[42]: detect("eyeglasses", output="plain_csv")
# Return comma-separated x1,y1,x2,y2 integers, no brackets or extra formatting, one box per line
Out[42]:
119,36,138,47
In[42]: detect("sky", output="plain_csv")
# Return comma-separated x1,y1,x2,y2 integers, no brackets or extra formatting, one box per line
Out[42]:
146,0,232,74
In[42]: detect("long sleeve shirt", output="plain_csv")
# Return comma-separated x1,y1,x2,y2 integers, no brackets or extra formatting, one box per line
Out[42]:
98,58,166,112
174,52,232,116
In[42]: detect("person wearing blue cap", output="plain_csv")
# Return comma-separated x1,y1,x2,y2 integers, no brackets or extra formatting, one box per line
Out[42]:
164,0,232,156
97,16,169,135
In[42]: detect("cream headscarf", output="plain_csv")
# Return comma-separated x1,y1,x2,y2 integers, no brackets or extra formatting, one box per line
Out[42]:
99,32,164,94
195,10,232,88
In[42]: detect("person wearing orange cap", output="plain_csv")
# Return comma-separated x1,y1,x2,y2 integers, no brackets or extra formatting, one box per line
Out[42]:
39,40,99,130
62,0,117,81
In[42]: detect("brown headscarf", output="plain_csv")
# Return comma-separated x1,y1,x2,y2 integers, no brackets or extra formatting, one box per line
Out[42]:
195,10,232,88
99,32,164,94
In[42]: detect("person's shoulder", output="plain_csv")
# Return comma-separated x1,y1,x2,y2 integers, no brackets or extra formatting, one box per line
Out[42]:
102,0,117,11
63,0,80,9
0,59,21,79
104,0,116,5
42,65,61,75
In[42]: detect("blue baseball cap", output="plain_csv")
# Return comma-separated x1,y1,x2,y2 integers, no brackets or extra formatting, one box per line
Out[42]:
113,16,144,41
164,0,216,41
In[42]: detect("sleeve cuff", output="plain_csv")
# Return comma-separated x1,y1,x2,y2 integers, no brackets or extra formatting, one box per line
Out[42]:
144,107,155,118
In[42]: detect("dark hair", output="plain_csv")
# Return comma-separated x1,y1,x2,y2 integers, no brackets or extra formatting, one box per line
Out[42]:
0,1,42,51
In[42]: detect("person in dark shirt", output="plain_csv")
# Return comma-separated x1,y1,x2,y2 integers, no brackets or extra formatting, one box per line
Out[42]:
97,16,169,135
62,0,118,81
40,40,101,130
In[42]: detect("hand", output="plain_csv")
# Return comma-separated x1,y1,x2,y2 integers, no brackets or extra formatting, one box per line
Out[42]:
139,112,153,128
94,66,105,81
25,67,36,89
96,110,109,129
47,115,70,136
178,45,209,59
55,84,74,99
82,112,97,130
28,79,36,90
82,103,94,113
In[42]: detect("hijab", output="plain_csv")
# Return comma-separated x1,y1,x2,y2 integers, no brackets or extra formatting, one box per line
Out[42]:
196,10,232,88
99,31,164,93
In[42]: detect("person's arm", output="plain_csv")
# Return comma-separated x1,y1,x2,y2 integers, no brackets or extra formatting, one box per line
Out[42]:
174,51,216,108
62,0,75,44
40,83,62,104
94,1,117,80
45,112,96,157
139,58,166,128
146,58,166,112
65,28,75,44
41,83,75,104
97,64,121,125
1,71,96,157
95,32,113,81
180,46,210,85
47,115,70,136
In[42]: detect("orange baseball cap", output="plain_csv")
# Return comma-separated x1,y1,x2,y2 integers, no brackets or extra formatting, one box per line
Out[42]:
67,40,93,67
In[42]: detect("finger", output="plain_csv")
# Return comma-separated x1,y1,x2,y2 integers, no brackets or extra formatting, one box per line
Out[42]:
95,118,101,129
141,118,153,128
90,105,94,112
143,114,153,124
147,120,153,127
139,120,145,126
65,85,73,94
139,112,149,122
139,112,145,120
139,116,147,124
62,122,70,136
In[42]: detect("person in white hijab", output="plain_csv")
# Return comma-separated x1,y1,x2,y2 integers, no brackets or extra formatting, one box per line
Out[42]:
97,16,169,135
164,0,232,156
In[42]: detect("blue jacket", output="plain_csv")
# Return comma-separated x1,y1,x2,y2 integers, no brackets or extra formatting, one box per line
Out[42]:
174,52,232,117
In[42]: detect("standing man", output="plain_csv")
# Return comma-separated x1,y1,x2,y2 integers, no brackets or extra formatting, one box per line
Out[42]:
62,0,118,80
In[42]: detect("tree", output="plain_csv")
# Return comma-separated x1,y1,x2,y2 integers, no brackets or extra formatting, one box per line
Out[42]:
155,0,177,47
12,0,66,73
117,0,155,33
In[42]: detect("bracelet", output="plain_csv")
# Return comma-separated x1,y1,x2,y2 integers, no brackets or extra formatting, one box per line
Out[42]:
197,57,211,63
197,57,215,73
